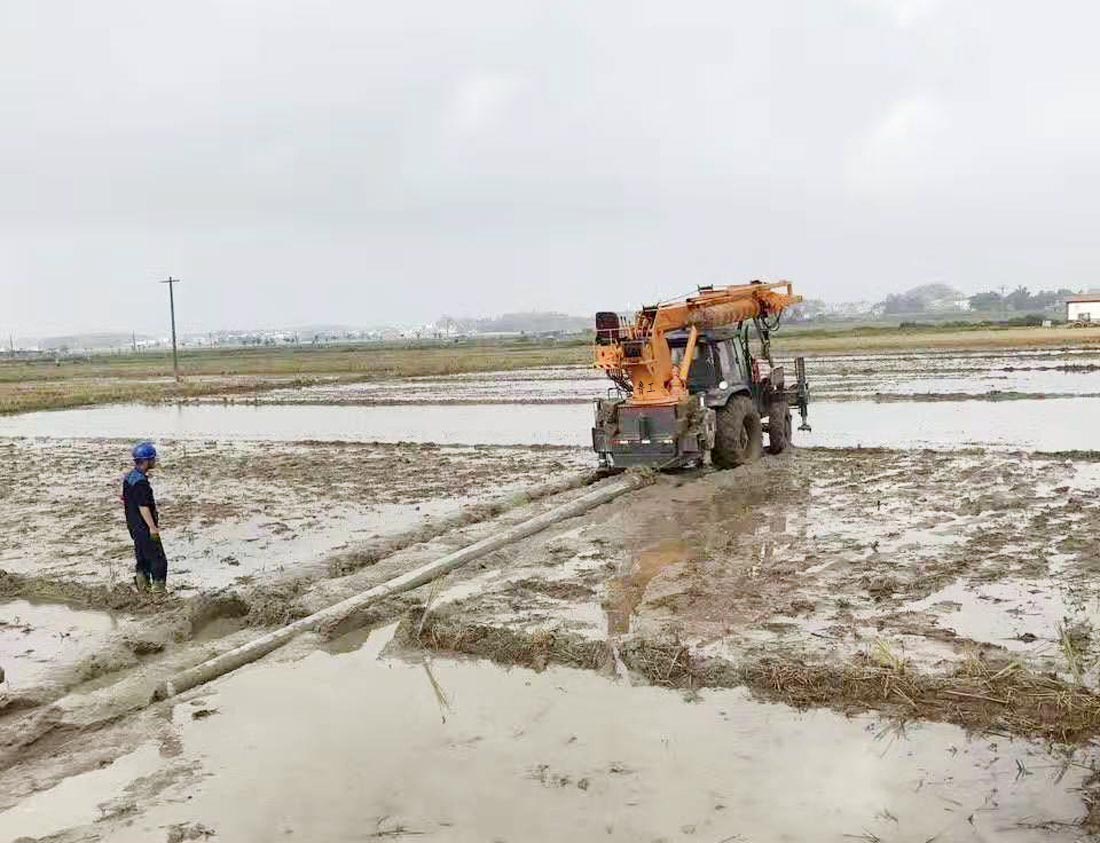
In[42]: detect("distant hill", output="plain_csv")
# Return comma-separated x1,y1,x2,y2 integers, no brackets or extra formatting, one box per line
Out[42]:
439,311,590,334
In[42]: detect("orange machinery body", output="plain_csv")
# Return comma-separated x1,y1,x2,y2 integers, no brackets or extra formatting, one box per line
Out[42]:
594,281,802,406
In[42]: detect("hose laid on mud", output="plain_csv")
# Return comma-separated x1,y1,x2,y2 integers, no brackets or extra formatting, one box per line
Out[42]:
152,473,650,701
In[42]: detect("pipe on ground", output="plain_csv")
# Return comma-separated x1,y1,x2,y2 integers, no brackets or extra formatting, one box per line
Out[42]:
153,473,648,701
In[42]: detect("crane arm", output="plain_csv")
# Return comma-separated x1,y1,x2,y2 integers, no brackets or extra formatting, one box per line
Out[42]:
650,282,801,333
594,280,802,406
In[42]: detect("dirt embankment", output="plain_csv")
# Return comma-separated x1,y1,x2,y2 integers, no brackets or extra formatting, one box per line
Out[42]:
402,447,1100,743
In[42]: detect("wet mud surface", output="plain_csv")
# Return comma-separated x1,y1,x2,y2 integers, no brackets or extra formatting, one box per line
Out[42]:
0,437,588,594
0,437,589,708
4,343,1100,840
167,345,1100,407
404,448,1100,751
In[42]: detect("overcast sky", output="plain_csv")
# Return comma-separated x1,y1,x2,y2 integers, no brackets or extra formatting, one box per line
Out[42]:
2,1,1098,337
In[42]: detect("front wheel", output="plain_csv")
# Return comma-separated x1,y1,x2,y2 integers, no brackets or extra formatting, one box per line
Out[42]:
713,396,762,469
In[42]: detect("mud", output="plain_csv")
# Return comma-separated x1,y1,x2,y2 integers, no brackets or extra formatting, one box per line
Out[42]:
178,345,1100,407
0,435,591,718
0,438,588,594
4,344,1100,839
2,625,1093,843
408,448,1100,743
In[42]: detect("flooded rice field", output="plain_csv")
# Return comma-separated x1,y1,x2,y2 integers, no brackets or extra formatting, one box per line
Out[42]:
179,345,1100,405
2,345,1098,451
3,341,1100,841
2,395,1096,451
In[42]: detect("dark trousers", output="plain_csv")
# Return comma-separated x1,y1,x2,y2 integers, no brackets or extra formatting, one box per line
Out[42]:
133,535,168,583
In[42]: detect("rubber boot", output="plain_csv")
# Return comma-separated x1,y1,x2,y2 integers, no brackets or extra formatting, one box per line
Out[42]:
134,572,151,592
150,581,167,596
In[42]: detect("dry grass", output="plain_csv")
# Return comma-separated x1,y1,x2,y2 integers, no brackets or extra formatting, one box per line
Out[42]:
0,340,589,414
742,653,1100,744
412,612,1100,744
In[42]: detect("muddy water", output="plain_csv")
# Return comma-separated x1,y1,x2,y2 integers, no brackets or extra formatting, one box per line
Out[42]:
251,366,607,405
1,397,1094,451
806,398,1096,450
182,348,1100,406
802,347,1100,400
0,403,591,446
906,578,1100,656
5,625,1087,842
0,599,117,689
0,743,164,840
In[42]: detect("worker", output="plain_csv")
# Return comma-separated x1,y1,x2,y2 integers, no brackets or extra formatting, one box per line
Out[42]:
122,441,168,594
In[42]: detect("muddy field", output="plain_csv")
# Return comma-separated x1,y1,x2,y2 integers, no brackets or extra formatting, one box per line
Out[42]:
0,438,588,698
176,345,1100,406
2,341,1100,842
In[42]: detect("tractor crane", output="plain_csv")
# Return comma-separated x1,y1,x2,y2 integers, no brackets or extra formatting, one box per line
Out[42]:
591,280,810,471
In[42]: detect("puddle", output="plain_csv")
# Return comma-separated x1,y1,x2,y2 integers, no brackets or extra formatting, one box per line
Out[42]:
605,540,690,634
907,579,1100,654
0,599,118,689
0,403,592,446
19,624,1086,842
803,398,1099,451
1,397,1096,452
0,742,163,841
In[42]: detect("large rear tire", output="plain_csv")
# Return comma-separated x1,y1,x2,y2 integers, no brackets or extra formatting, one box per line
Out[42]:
767,400,792,454
713,395,762,469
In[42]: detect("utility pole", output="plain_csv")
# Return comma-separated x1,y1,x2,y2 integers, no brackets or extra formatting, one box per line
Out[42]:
161,276,181,381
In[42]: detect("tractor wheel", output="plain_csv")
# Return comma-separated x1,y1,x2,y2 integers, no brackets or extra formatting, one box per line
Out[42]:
767,400,792,454
713,396,762,469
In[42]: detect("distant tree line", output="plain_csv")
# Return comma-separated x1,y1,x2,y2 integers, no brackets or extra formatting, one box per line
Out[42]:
882,283,1079,315
882,283,961,314
966,286,1077,313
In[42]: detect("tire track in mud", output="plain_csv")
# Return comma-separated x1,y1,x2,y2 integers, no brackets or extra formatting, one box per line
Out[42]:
397,447,1100,746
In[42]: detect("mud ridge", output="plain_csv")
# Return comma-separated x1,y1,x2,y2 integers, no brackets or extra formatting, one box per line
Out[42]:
0,570,168,615
324,471,596,578
409,611,1100,745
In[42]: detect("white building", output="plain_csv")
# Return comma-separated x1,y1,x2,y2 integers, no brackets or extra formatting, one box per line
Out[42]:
1067,295,1100,323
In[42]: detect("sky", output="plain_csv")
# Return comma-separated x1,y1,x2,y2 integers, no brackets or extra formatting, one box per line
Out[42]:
2,0,1099,338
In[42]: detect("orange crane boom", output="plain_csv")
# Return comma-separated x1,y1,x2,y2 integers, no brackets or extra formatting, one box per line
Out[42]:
595,281,802,406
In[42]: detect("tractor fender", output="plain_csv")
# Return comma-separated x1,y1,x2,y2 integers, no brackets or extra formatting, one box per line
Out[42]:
704,385,752,410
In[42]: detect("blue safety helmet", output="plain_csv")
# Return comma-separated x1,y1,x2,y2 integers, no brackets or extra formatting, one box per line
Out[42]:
132,441,158,462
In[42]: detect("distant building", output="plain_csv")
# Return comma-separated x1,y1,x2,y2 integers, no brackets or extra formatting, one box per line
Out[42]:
1067,295,1100,323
